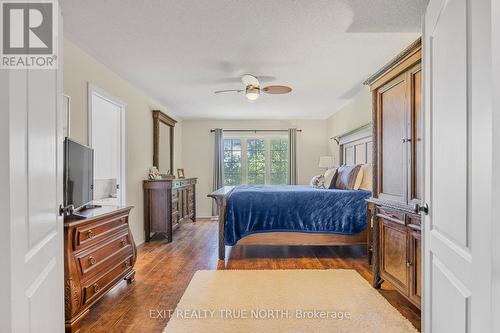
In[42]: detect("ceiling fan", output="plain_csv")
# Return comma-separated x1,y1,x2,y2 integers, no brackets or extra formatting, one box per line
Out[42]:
214,74,292,101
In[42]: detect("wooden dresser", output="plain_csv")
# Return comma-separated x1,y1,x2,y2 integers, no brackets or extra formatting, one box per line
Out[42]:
143,177,197,242
365,39,422,309
64,206,136,332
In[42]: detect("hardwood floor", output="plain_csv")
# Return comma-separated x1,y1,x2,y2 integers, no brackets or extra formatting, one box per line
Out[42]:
78,219,421,332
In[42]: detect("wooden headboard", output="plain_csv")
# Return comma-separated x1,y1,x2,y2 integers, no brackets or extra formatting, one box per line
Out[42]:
334,123,373,166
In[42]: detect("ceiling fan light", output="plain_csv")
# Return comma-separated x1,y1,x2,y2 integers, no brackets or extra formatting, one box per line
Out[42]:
246,85,260,101
246,92,259,100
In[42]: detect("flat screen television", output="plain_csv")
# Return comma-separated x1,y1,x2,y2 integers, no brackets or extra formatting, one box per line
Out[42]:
64,138,94,212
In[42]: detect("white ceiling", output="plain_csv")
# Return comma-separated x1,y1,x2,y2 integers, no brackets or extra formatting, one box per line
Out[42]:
61,0,425,119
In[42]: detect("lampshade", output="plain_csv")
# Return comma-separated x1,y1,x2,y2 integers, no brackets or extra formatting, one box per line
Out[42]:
318,156,334,168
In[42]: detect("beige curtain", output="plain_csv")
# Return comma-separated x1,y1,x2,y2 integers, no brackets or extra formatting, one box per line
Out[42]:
212,128,224,215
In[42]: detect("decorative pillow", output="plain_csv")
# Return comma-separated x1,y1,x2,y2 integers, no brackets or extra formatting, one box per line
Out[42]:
309,174,326,188
353,166,364,190
323,167,337,189
333,165,362,190
359,164,373,191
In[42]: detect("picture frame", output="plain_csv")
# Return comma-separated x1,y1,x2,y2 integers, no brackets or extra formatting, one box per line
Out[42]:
177,168,185,179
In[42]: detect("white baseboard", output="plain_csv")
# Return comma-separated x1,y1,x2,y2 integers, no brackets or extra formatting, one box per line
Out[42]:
197,215,218,220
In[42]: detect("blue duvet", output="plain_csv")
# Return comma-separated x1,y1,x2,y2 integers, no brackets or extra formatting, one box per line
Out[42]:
224,185,371,246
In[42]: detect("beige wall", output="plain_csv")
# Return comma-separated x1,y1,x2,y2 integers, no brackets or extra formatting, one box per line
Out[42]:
64,39,182,245
326,88,372,162
182,119,328,217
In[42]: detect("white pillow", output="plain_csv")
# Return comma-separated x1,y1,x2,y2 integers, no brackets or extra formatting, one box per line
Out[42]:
359,164,373,191
310,174,326,188
323,167,337,189
353,166,364,190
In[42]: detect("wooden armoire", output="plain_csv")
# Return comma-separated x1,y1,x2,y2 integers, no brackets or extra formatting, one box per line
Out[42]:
365,39,423,309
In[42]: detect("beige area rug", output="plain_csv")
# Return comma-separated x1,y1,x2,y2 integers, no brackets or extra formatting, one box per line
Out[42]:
164,269,418,333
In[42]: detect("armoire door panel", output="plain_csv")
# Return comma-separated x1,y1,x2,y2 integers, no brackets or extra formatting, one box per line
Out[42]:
380,218,409,294
409,227,422,306
378,77,408,203
410,66,423,205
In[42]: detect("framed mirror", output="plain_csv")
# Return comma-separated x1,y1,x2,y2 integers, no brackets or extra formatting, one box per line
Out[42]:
152,110,176,177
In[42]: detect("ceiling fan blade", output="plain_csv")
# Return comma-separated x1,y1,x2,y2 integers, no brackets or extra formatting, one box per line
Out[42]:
214,89,243,94
241,74,260,87
262,85,292,94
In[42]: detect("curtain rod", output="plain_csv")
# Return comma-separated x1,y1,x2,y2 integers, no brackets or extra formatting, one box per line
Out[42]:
210,129,302,133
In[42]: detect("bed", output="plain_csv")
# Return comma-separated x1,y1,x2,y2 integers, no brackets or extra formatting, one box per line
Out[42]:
208,125,373,260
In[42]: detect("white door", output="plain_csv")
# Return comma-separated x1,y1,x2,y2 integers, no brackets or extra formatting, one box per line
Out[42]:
88,85,126,206
1,4,65,333
493,2,500,332
423,0,492,332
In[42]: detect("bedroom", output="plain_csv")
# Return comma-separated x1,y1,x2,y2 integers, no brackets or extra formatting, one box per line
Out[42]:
1,1,499,333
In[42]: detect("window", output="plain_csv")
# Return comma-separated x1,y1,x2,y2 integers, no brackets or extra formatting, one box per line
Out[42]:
223,137,288,185
223,139,242,185
270,138,289,185
247,139,266,184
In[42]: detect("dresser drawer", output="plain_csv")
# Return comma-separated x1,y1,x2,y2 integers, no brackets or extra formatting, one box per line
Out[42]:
376,207,405,225
82,256,133,305
75,215,129,250
76,231,132,277
173,179,194,188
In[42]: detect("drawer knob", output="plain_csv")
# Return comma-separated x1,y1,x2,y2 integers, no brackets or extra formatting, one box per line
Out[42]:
120,239,127,247
406,260,412,267
123,261,129,269
93,283,100,293
88,256,97,265
87,230,94,239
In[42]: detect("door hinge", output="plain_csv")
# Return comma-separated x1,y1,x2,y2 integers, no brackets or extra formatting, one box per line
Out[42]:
116,184,120,189
414,203,429,215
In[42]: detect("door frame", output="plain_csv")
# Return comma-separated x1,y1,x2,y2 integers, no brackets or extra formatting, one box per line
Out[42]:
87,83,127,206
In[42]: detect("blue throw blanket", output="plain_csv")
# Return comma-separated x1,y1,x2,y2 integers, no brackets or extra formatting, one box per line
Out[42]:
224,185,371,246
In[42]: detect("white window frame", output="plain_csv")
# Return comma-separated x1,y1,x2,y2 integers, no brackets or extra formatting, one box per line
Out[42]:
223,134,288,185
